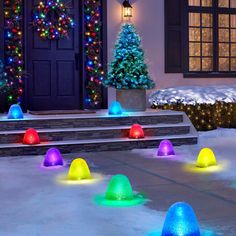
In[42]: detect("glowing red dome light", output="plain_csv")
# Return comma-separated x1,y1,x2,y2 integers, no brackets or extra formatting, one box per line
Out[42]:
129,124,144,139
23,128,40,145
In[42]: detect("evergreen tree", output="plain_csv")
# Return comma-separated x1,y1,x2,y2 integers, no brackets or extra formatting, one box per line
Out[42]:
103,23,155,90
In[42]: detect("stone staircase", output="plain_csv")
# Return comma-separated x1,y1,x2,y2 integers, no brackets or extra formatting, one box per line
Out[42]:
0,110,198,157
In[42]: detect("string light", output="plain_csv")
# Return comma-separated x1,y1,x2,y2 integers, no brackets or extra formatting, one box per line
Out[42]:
152,102,236,131
4,0,24,104
3,0,103,108
32,0,74,40
84,0,104,107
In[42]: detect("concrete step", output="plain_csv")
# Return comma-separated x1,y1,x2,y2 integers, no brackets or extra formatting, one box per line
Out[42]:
0,133,198,157
0,110,184,131
0,123,191,144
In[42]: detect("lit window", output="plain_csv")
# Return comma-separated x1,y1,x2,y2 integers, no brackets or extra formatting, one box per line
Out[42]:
188,0,236,73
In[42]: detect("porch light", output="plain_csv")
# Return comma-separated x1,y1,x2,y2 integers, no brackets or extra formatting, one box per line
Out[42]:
122,0,133,18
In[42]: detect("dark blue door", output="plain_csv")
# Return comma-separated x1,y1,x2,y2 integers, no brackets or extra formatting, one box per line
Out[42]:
25,0,82,110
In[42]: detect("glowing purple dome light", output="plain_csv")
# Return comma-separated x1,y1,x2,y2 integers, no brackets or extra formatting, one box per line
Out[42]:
43,148,64,167
157,140,175,157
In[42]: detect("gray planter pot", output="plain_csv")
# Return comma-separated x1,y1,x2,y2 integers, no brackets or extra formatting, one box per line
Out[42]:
116,89,146,112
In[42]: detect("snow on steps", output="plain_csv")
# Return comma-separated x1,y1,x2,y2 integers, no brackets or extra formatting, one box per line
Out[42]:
0,110,198,157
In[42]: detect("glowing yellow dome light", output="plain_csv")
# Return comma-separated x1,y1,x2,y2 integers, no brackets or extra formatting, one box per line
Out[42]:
196,148,217,168
56,158,103,186
67,158,92,180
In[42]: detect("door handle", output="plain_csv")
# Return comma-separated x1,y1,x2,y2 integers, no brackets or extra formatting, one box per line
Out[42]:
75,53,79,71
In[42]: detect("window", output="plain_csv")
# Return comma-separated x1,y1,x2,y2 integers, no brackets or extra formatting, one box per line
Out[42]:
187,0,236,74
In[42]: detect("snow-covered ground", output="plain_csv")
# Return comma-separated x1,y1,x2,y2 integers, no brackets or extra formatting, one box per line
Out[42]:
149,85,236,105
0,129,236,236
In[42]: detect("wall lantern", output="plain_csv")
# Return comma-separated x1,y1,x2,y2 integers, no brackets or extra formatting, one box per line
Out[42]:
122,0,133,18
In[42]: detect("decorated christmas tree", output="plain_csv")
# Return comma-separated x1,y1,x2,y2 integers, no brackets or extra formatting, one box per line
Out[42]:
103,23,155,90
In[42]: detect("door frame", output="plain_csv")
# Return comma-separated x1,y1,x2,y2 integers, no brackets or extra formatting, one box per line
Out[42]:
0,0,3,63
23,0,107,111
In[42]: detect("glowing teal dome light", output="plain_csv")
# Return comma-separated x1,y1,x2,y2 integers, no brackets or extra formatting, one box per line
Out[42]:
161,202,200,236
108,101,123,115
7,104,24,119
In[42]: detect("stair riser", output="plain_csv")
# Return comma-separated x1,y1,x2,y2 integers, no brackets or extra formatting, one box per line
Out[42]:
0,126,190,144
0,115,183,131
0,137,198,157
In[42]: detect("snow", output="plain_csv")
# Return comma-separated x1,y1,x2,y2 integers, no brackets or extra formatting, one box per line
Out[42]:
149,85,236,105
0,128,236,235
0,157,164,236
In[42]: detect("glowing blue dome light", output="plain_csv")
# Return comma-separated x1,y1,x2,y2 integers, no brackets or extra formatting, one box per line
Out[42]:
7,104,24,119
161,202,200,236
108,101,123,115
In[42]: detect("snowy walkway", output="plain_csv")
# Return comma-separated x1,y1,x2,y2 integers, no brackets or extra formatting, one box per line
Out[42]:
0,129,236,235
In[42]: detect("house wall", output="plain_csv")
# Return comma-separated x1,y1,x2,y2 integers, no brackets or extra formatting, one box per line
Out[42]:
107,0,236,105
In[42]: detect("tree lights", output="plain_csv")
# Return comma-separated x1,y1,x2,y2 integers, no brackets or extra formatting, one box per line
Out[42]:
152,102,236,131
4,0,24,105
84,0,104,108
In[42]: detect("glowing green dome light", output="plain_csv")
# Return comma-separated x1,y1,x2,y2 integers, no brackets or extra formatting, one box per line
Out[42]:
95,174,145,207
105,174,134,200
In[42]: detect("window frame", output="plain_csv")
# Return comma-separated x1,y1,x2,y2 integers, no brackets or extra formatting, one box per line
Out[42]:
183,0,236,78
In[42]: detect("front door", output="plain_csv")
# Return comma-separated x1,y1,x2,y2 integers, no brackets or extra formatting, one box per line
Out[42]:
25,0,82,110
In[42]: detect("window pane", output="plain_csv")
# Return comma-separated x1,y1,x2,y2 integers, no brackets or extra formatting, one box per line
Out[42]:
231,29,236,41
202,28,213,42
189,0,200,6
219,14,230,27
219,29,230,42
202,13,213,27
202,43,213,56
219,43,230,56
219,0,229,7
219,58,230,71
231,58,236,70
231,0,236,8
231,43,236,56
189,57,201,71
230,15,236,27
189,13,201,27
189,28,201,41
202,0,212,6
189,43,201,56
202,58,213,71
